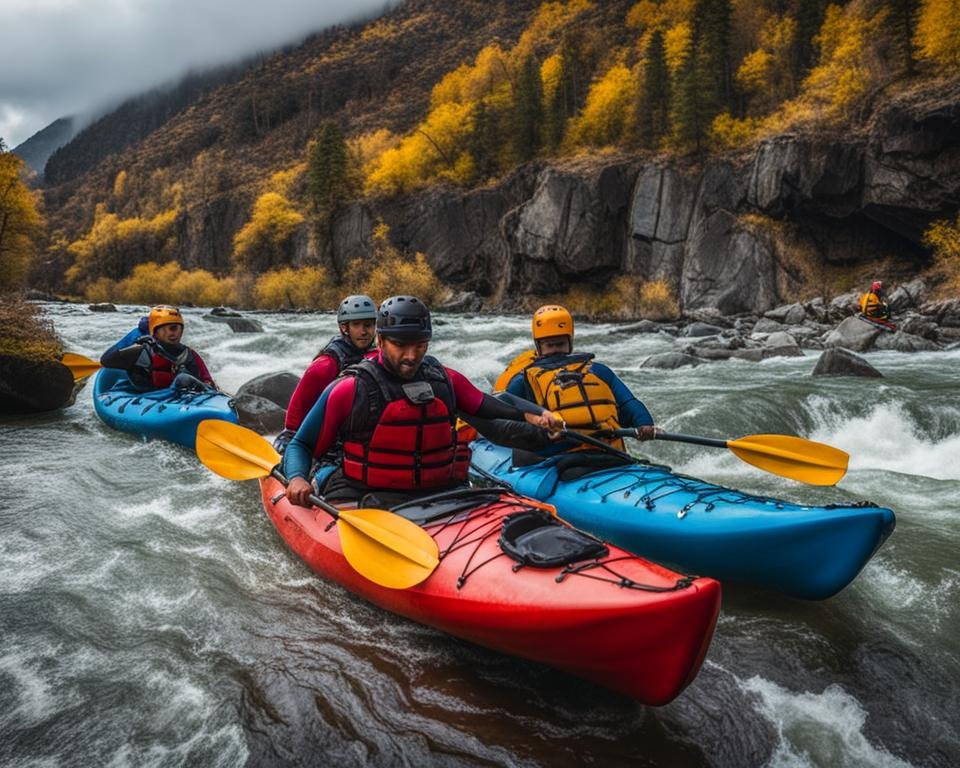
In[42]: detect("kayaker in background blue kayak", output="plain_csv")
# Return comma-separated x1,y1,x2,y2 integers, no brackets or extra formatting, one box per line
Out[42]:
273,294,378,454
283,296,563,507
100,305,218,393
498,305,656,462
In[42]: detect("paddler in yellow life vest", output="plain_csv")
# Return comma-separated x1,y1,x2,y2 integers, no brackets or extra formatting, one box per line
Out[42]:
498,305,656,458
859,281,890,320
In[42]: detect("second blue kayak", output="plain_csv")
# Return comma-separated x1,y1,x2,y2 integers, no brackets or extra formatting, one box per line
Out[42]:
469,439,895,600
93,368,238,449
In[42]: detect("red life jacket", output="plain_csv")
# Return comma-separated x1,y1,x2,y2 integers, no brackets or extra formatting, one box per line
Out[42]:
341,357,467,491
146,346,192,389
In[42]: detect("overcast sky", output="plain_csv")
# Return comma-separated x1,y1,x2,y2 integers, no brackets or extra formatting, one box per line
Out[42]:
1,0,396,148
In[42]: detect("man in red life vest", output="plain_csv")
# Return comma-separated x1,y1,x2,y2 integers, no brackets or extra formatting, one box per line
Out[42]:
100,305,217,392
283,295,562,507
273,294,378,453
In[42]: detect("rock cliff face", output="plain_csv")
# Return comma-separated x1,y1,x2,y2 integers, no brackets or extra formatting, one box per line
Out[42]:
315,81,960,315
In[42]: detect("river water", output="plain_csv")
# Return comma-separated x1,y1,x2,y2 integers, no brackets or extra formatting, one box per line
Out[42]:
1,303,958,767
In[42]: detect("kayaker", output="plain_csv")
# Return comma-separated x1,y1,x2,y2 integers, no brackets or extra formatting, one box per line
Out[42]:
283,295,563,506
100,305,218,392
273,294,378,453
859,281,890,320
499,304,656,459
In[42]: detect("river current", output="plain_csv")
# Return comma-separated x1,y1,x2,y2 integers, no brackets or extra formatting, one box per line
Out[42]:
1,303,958,767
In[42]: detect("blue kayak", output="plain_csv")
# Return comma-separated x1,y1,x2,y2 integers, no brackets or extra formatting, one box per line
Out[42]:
469,439,895,600
93,368,238,449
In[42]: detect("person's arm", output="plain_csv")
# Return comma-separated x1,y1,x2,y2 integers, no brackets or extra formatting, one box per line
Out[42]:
100,328,147,369
447,369,562,429
282,378,354,505
460,412,554,451
189,350,217,389
284,355,339,432
592,363,654,429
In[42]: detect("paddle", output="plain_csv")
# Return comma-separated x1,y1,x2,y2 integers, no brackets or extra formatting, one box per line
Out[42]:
588,427,849,486
194,419,439,589
61,352,101,381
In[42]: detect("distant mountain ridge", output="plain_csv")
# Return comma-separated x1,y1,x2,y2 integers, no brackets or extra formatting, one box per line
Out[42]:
43,60,259,186
12,118,77,177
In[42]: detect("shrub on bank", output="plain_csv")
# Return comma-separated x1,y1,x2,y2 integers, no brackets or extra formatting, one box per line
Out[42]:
0,297,62,361
253,266,339,310
545,276,680,321
84,262,238,306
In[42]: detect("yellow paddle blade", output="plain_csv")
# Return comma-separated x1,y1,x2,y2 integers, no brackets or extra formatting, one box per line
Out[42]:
728,434,849,486
494,349,537,392
61,352,101,381
196,419,279,480
337,508,440,589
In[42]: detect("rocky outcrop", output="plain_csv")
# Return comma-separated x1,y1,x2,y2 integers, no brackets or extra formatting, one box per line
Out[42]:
0,355,76,413
812,348,883,377
823,316,883,351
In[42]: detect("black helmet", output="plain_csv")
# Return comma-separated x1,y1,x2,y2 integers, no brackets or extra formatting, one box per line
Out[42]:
376,296,432,342
337,294,377,323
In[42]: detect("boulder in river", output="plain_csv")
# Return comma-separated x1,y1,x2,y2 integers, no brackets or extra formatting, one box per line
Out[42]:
641,352,702,369
812,348,882,377
764,303,806,325
236,372,300,410
234,394,286,434
873,331,941,353
681,322,724,338
224,317,264,333
88,303,117,312
0,355,76,413
823,316,882,351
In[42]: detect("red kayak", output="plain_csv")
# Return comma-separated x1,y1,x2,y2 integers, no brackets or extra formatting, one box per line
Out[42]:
260,477,721,705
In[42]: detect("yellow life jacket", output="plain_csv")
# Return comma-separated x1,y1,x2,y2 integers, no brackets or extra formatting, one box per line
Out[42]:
522,354,624,450
494,349,537,393
859,292,888,319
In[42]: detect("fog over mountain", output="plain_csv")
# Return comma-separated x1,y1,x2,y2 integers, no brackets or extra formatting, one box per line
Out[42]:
0,0,396,147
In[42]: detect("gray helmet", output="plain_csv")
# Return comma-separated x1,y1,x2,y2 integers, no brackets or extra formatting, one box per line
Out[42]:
377,295,432,342
337,294,377,324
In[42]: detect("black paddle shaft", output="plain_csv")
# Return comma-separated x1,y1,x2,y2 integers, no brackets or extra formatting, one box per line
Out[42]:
271,467,342,520
605,427,730,449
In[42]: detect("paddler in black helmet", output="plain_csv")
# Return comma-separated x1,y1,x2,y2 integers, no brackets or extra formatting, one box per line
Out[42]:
282,296,563,507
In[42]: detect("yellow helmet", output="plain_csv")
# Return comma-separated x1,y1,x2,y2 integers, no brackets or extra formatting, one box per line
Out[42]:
532,305,574,342
148,305,184,335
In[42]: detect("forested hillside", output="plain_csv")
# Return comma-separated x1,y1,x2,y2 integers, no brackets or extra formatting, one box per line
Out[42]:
28,0,960,312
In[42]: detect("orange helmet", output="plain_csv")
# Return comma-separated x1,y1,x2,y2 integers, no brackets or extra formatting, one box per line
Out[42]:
148,305,184,335
532,305,574,342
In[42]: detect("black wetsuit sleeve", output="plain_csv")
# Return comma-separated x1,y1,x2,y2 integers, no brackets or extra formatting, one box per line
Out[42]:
473,392,529,420
100,343,148,370
460,413,554,451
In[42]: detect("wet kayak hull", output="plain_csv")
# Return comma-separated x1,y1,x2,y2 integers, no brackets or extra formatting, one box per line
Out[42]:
260,477,721,704
470,439,895,600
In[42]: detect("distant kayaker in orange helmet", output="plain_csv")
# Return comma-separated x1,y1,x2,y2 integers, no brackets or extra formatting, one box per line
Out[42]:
100,305,217,392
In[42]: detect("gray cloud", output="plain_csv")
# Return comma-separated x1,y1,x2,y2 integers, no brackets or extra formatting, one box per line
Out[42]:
1,0,395,147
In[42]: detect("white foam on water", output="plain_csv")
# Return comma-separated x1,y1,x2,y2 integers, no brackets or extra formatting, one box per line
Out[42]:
0,648,56,727
741,677,915,768
805,399,960,481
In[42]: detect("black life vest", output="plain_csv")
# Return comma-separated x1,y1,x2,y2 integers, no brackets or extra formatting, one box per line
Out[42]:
316,335,370,371
341,357,466,490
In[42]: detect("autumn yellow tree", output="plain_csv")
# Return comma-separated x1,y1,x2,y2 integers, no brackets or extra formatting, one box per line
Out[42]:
0,146,44,292
914,0,960,67
232,192,305,272
566,64,640,147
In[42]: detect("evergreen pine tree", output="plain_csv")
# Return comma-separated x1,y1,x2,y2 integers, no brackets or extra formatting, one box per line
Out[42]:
638,29,670,148
791,0,829,82
885,0,920,73
307,120,351,220
511,54,543,163
469,99,501,180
